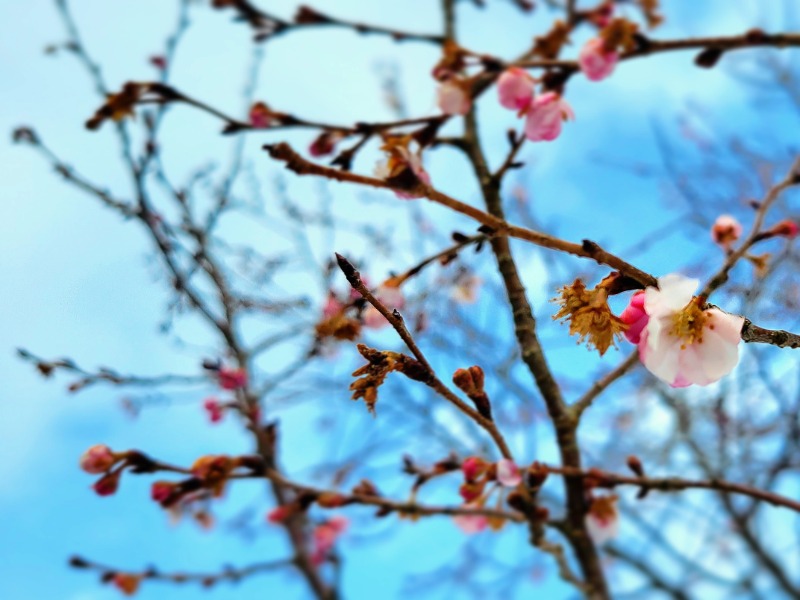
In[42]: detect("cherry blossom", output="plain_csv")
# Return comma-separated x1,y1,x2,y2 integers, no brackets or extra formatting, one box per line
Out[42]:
218,367,247,390
497,67,535,111
579,38,619,82
524,92,574,142
79,444,117,474
453,506,489,534
711,214,743,250
322,292,346,319
266,504,297,523
363,284,405,329
203,398,224,423
585,495,619,544
495,459,522,487
436,78,471,115
310,516,349,565
248,102,274,128
638,274,744,387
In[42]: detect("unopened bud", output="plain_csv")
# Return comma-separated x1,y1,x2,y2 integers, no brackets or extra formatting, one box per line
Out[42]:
626,455,644,477
526,462,548,489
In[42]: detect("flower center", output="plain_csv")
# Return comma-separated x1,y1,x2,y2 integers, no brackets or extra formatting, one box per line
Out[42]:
670,299,708,347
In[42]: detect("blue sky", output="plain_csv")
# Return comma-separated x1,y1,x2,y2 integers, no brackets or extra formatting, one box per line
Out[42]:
2,1,799,599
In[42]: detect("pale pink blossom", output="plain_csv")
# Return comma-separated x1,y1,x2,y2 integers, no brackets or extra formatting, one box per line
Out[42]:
79,444,117,474
454,506,489,534
322,292,346,319
619,291,647,345
639,274,744,387
579,38,619,82
363,285,405,329
496,459,522,487
497,67,535,111
311,516,349,565
524,92,574,142
711,214,743,250
585,495,618,544
437,78,471,115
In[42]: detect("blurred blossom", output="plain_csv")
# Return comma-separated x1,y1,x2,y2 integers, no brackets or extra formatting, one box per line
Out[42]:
711,214,742,250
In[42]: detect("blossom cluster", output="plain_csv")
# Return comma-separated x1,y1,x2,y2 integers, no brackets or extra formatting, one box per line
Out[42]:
620,274,744,387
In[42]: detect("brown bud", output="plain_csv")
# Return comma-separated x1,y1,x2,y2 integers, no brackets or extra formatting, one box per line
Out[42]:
506,490,529,513
453,366,492,419
694,47,724,68
526,462,549,489
745,28,767,44
626,455,644,477
352,479,380,497
69,556,90,569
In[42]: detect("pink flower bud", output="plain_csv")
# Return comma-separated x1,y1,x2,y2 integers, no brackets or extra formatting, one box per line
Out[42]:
93,470,121,496
266,504,297,523
459,481,484,503
619,291,648,345
436,79,471,116
309,131,343,157
461,456,488,482
769,219,800,239
218,368,247,390
495,459,522,487
711,214,743,250
311,516,349,565
79,444,117,474
588,2,614,27
248,102,273,128
203,398,224,423
497,68,535,111
579,38,619,82
523,92,574,142
151,481,175,504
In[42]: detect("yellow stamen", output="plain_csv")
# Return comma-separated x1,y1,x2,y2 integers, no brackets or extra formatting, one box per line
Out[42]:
669,298,708,347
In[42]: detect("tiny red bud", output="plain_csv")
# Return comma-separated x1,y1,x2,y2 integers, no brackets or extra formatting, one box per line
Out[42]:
93,470,122,496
